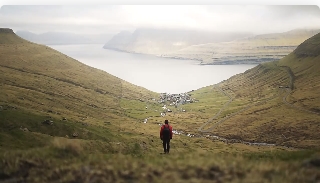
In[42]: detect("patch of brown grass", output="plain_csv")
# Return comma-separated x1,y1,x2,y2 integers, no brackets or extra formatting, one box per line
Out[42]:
52,137,83,156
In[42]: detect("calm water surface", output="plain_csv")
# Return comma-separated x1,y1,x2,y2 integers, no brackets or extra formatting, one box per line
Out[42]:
48,44,257,93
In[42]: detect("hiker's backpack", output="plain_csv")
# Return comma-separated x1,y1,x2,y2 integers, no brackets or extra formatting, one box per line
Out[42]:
163,124,170,138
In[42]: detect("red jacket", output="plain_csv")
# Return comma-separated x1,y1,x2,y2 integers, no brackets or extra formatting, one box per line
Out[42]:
160,124,173,139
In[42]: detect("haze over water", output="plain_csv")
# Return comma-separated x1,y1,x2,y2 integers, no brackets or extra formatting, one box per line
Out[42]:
49,44,256,94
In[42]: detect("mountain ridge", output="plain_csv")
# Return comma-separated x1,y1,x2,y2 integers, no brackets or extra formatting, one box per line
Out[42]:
0,28,158,122
102,28,320,65
162,28,320,64
103,28,253,55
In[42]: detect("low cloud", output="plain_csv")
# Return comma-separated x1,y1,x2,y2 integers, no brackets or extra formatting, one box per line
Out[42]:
1,5,319,34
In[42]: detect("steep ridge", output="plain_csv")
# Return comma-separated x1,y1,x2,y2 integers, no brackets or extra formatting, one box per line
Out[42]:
191,33,320,148
293,31,320,58
0,28,27,44
280,33,320,113
0,28,158,148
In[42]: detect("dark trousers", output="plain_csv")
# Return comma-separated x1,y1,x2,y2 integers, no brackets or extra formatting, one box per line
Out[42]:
162,138,170,153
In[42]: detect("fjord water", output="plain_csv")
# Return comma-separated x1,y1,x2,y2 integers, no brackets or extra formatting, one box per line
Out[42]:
49,44,257,94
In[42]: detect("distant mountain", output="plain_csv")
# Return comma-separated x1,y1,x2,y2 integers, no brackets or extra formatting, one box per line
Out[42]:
104,30,133,51
161,29,320,64
103,28,253,55
16,30,113,45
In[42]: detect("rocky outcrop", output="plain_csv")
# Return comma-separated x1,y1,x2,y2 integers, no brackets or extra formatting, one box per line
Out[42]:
20,126,29,132
42,119,54,125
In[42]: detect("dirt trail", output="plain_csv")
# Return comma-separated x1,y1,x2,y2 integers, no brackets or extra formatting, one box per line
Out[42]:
279,65,320,115
198,84,278,133
198,85,233,132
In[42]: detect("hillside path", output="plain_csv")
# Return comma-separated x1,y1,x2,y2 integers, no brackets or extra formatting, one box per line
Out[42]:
279,65,320,115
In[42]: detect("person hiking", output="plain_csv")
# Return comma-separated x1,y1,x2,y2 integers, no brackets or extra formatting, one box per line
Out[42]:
160,119,173,154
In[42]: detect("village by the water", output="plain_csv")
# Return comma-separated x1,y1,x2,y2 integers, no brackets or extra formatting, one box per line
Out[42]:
158,92,196,113
143,92,197,137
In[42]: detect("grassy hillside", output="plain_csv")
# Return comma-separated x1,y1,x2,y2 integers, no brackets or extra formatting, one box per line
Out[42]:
182,32,320,149
161,29,320,64
0,28,158,119
0,28,161,149
1,28,320,183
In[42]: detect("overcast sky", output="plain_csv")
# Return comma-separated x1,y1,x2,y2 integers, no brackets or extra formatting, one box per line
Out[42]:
1,5,320,35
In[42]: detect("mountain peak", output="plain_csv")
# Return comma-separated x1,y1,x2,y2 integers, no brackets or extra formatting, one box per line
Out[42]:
0,28,29,44
294,32,320,58
0,28,14,34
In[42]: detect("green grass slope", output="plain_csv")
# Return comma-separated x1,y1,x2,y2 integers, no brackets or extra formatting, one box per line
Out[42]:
0,28,161,149
0,28,158,121
1,28,320,183
185,32,320,149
